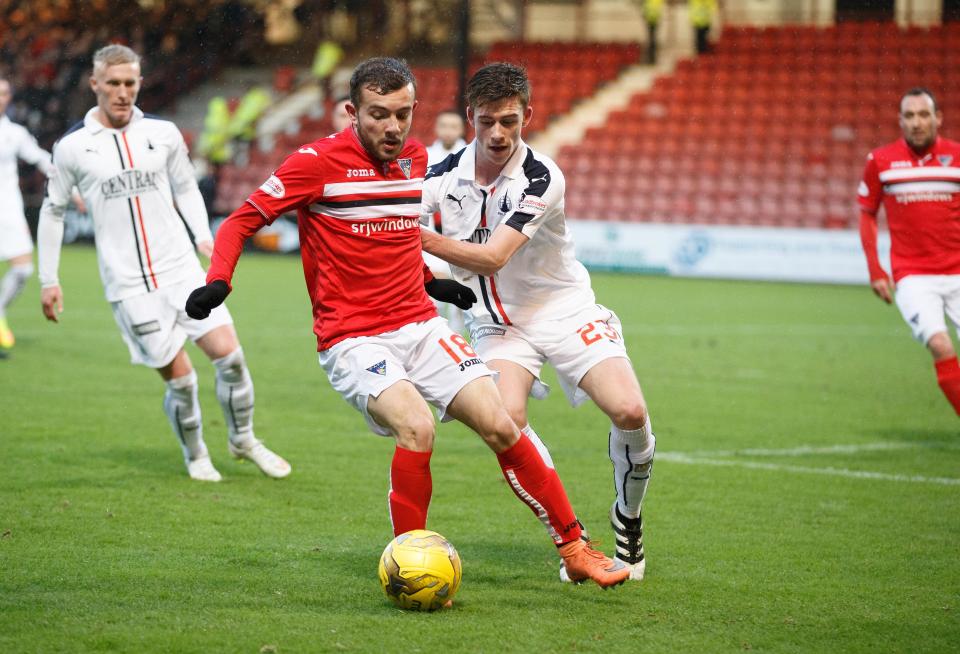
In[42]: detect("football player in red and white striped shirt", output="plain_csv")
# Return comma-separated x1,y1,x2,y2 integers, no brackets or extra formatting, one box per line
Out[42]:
188,58,629,588
859,87,960,416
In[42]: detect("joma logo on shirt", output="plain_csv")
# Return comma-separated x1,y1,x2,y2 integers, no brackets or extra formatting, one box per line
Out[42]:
347,168,377,178
467,227,491,245
100,170,159,199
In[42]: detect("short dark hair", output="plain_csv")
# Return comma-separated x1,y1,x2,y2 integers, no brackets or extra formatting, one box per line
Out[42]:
901,87,938,112
349,58,416,108
465,62,531,110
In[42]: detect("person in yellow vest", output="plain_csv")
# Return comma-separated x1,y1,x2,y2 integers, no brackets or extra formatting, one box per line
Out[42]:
643,0,664,64
690,0,716,54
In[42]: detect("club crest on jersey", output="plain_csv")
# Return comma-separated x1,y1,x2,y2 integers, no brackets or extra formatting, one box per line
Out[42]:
938,155,954,166
498,193,512,214
366,360,387,376
260,175,285,199
397,158,413,179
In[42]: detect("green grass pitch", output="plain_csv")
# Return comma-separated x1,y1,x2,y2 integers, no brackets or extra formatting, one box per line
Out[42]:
1,245,957,653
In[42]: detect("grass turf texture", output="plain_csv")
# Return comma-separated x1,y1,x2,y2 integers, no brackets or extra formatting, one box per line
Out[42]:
1,245,957,653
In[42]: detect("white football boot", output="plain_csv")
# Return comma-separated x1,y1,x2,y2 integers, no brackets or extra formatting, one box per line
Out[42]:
186,455,222,482
228,438,292,478
610,502,646,581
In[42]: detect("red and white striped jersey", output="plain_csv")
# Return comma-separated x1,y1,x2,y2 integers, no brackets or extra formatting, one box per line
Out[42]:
211,127,436,350
38,107,211,301
859,136,960,281
421,140,595,328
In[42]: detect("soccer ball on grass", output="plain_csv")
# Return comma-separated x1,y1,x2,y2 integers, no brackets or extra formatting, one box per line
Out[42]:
378,529,461,611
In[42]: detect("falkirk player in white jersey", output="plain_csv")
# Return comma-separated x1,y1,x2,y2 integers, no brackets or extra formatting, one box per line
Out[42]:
36,45,291,482
0,76,57,352
187,57,629,589
420,63,655,581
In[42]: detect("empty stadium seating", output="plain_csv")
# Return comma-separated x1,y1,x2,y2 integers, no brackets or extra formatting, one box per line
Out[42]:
560,23,960,228
214,42,641,214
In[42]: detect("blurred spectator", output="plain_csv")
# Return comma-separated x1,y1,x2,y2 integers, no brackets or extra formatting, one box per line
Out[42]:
642,0,663,64
690,0,716,54
426,110,466,165
331,94,351,132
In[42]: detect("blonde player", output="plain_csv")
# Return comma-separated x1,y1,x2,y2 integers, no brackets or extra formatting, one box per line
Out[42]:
37,45,291,482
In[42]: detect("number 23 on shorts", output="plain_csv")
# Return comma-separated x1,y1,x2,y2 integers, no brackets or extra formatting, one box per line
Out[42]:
577,320,620,346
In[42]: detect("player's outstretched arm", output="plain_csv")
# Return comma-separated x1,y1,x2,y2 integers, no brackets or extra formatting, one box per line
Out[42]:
185,203,266,319
858,209,893,304
421,225,528,277
185,280,230,319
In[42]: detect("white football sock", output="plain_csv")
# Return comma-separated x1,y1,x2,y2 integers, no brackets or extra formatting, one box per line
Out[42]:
609,416,655,519
213,347,256,447
162,370,208,461
0,262,33,317
521,424,555,469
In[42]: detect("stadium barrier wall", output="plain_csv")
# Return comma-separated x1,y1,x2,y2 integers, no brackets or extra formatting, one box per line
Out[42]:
566,219,891,285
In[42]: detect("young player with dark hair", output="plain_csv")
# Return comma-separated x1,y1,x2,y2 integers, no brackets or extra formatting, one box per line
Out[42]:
186,57,629,588
859,87,960,417
421,63,656,581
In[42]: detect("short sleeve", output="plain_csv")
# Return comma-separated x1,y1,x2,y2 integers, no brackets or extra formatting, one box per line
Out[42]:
857,153,883,215
246,148,326,223
505,163,565,239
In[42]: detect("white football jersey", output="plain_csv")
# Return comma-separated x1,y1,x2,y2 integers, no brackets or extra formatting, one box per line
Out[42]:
0,114,54,215
39,107,212,302
421,140,595,328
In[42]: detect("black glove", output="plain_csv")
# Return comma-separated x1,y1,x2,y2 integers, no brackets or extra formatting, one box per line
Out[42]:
425,278,477,310
185,280,230,319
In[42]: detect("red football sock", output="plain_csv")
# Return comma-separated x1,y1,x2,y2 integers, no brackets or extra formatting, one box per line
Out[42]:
389,447,432,536
934,357,960,416
496,434,582,545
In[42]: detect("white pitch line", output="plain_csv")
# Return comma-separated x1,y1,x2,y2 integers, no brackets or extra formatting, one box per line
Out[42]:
683,441,960,458
657,452,960,486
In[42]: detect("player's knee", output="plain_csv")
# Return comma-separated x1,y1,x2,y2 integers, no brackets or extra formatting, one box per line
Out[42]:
394,412,436,452
505,405,528,431
928,332,956,360
478,409,519,452
213,347,247,383
608,398,647,431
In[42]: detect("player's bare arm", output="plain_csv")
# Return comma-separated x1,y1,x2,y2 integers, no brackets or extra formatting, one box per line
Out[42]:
421,224,528,277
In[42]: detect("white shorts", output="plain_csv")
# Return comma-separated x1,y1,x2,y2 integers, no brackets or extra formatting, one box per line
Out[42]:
110,268,233,368
894,275,960,345
318,316,494,436
0,209,33,260
470,304,630,407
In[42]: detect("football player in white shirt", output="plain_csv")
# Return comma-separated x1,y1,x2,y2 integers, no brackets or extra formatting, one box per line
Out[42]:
37,45,291,482
420,63,655,581
0,76,56,352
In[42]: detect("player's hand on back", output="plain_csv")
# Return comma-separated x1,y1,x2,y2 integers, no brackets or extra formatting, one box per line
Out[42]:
41,286,64,323
185,280,230,319
425,278,477,310
870,275,894,304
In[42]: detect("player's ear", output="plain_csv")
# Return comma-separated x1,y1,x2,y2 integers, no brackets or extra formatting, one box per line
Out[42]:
522,104,533,128
466,105,475,127
345,102,358,120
